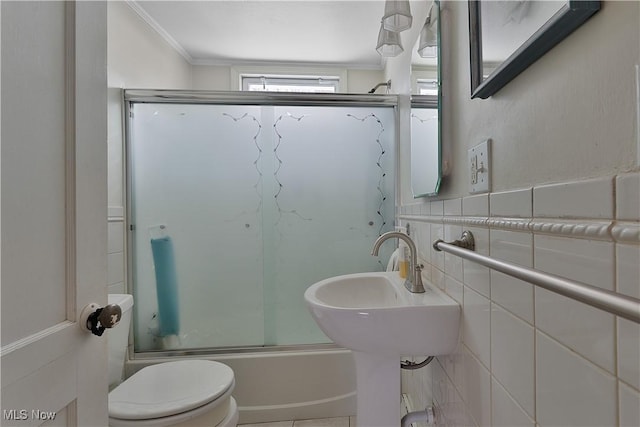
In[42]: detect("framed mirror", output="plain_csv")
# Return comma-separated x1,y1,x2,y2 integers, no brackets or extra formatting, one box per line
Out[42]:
469,0,600,99
410,0,441,197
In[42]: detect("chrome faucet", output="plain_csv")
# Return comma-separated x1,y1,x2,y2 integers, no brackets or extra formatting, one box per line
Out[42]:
371,231,425,293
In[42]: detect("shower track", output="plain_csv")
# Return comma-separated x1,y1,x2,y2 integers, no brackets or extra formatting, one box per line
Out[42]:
124,89,398,107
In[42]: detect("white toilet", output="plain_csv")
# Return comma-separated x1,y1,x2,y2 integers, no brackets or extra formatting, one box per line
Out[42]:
108,294,239,427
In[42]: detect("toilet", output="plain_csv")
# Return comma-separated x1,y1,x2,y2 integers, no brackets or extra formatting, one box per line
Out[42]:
108,294,239,427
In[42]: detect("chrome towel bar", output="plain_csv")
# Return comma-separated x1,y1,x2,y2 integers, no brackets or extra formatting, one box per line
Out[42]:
433,231,640,324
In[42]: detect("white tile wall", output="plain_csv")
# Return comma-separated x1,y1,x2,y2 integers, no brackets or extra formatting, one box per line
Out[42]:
463,227,490,298
108,221,124,253
430,265,445,291
445,276,463,306
617,243,640,389
490,305,535,418
533,176,614,219
438,343,465,398
463,286,491,368
462,348,491,427
399,172,639,427
536,331,617,427
445,224,464,282
432,358,471,426
401,355,432,417
107,219,126,294
444,198,462,216
462,194,489,217
108,282,126,294
107,252,125,285
616,173,640,220
489,230,533,323
431,222,445,272
618,383,640,427
489,188,532,218
431,200,444,216
491,379,534,427
534,235,616,373
107,221,125,293
414,221,431,272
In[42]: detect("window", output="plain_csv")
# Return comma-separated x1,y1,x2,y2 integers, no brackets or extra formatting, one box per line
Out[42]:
242,75,340,93
416,79,439,96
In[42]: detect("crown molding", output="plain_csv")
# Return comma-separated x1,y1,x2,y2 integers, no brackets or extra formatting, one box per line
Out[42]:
125,0,194,64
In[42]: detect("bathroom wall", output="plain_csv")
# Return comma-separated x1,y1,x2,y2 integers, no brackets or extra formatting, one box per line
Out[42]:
107,1,192,90
107,1,193,295
191,63,384,93
399,1,640,426
402,0,639,204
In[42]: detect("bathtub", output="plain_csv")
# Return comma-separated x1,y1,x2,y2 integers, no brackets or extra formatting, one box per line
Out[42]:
126,347,356,424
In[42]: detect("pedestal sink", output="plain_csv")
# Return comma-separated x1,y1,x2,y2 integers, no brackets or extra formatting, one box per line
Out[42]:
304,272,460,427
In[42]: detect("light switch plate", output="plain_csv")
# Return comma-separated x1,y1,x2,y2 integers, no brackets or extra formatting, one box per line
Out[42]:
469,139,491,194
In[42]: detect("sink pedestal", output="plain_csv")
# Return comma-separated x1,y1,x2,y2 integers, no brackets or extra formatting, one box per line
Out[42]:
305,272,461,426
353,351,400,427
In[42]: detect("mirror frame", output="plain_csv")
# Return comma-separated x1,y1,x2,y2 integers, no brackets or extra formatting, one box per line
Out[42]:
469,0,600,99
410,0,442,197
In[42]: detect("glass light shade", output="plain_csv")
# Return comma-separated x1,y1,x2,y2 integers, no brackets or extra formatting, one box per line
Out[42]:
376,23,404,57
417,18,437,58
382,0,412,32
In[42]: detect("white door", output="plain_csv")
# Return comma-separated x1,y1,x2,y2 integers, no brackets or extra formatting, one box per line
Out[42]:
1,1,108,426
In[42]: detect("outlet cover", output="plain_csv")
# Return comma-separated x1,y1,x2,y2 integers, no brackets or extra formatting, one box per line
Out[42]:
468,139,491,194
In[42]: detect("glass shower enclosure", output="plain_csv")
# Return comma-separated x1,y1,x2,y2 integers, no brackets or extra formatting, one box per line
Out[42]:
125,91,397,352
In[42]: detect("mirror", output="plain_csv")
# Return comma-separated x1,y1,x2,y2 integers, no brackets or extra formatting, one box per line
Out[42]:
410,0,441,196
469,0,600,99
410,96,440,196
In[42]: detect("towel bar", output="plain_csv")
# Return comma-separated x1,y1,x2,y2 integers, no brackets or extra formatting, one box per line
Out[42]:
433,231,640,324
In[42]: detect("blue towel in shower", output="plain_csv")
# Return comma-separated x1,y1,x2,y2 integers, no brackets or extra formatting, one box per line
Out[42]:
150,236,180,336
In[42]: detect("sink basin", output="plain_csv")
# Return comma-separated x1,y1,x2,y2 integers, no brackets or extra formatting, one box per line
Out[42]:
304,271,460,357
304,272,460,427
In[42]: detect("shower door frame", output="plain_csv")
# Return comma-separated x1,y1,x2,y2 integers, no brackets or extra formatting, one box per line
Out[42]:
123,90,400,357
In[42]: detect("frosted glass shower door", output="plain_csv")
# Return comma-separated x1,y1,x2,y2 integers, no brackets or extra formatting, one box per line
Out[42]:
130,104,266,351
128,100,396,351
265,106,396,345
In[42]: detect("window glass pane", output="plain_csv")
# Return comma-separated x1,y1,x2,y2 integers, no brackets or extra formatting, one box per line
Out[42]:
417,79,438,96
242,76,339,93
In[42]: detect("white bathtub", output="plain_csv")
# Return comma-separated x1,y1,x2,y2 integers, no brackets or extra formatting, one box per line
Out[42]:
126,348,356,424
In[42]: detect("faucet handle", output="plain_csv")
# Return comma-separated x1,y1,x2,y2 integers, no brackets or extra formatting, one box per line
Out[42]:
412,264,426,293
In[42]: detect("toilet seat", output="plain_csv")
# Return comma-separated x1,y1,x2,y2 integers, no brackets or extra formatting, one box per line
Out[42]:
109,360,236,426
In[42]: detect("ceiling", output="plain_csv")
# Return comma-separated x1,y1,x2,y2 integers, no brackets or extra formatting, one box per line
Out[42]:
129,0,431,69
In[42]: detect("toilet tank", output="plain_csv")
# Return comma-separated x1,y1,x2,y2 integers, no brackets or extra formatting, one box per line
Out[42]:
108,294,134,389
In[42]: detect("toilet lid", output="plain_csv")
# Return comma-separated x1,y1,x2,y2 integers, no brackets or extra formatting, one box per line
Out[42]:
109,360,234,420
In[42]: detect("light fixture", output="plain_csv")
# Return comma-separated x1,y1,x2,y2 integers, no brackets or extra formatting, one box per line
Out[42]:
382,0,412,32
376,21,404,57
417,3,438,58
